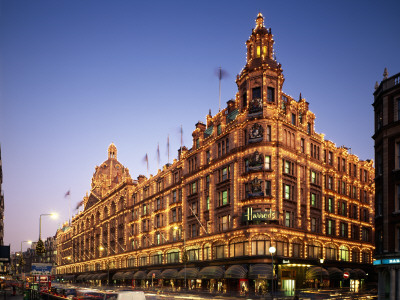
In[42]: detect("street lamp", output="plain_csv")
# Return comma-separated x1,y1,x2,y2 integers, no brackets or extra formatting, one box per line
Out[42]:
39,213,58,240
269,246,276,298
19,241,32,272
319,258,325,289
174,226,186,289
99,246,109,286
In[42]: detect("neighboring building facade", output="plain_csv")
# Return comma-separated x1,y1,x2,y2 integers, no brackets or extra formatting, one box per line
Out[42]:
373,70,400,300
0,145,4,246
56,14,375,293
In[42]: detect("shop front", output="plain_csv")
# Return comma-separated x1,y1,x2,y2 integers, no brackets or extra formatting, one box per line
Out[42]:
198,266,225,293
248,264,273,295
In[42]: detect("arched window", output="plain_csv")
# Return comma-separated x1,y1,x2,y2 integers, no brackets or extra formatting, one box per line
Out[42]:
339,245,349,261
127,256,135,267
251,235,271,256
166,249,180,263
103,207,108,219
150,252,163,265
325,243,337,260
203,243,211,260
362,250,371,263
276,237,289,256
308,241,322,259
187,247,200,261
111,202,116,215
291,238,302,258
139,255,147,266
213,241,226,259
229,237,249,257
351,248,360,263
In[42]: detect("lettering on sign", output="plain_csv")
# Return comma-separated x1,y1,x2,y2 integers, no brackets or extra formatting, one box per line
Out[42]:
243,207,279,222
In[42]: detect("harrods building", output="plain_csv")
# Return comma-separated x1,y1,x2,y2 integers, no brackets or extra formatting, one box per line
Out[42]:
56,14,375,293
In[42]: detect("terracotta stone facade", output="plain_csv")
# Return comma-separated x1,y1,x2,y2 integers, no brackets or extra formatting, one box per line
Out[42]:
56,14,375,292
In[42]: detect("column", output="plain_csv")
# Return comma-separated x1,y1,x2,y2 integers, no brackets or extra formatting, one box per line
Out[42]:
397,268,400,300
390,267,396,300
378,269,385,300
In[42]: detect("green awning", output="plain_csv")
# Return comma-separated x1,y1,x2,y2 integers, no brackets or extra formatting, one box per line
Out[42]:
248,264,273,280
133,271,147,280
353,268,367,279
225,265,248,279
123,272,134,280
96,273,108,280
146,270,161,279
328,267,343,281
160,269,178,279
112,272,125,280
306,267,329,280
177,268,199,279
199,266,225,279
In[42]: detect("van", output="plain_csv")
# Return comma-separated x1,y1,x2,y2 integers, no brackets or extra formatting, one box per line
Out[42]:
104,291,146,300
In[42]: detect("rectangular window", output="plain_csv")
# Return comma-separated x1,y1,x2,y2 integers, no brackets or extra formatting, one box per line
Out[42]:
301,138,305,153
252,87,261,99
221,167,228,181
242,92,247,108
264,155,271,170
310,193,317,207
310,170,317,184
285,212,291,227
265,180,271,196
327,219,334,235
206,175,210,190
267,125,271,141
218,190,229,206
284,184,291,200
219,215,230,231
291,113,296,125
328,152,333,165
311,218,317,232
206,151,210,164
267,87,275,102
206,196,210,210
327,197,334,213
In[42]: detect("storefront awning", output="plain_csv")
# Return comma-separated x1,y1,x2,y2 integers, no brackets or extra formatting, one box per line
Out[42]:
87,274,97,280
248,264,273,280
177,268,199,279
76,274,85,280
63,275,75,281
225,265,248,279
199,266,225,279
133,270,147,280
343,268,358,279
328,267,343,281
123,272,134,280
112,272,126,280
146,270,161,279
160,269,179,279
96,273,108,280
306,266,329,280
353,268,367,279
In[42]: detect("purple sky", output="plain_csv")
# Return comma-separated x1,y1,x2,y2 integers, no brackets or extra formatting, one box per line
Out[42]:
1,0,399,252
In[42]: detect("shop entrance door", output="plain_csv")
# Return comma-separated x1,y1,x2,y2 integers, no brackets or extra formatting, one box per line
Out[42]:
281,279,295,296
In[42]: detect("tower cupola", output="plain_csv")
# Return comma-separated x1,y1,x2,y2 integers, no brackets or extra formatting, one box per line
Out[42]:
108,143,117,160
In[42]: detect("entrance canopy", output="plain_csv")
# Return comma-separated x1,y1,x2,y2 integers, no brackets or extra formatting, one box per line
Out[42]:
199,266,225,279
306,266,329,280
225,265,248,279
248,264,273,280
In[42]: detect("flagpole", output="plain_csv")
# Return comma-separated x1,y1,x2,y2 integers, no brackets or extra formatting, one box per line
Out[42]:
218,67,222,112
157,143,160,170
167,135,170,164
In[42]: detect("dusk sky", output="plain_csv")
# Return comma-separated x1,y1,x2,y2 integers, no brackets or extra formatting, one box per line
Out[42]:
1,0,399,252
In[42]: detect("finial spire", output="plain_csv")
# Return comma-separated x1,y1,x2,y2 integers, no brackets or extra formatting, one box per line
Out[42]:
256,12,264,28
299,92,302,101
375,81,379,90
383,67,388,79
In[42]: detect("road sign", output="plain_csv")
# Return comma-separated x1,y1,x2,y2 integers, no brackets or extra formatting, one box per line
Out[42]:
343,271,350,279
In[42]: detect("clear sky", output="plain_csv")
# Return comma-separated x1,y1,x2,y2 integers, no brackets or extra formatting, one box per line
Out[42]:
1,0,399,252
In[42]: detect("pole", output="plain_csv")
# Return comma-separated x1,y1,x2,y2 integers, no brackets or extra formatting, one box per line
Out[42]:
271,252,274,298
39,215,42,240
218,67,221,112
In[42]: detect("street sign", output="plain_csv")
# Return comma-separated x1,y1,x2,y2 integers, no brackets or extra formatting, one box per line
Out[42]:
343,271,350,279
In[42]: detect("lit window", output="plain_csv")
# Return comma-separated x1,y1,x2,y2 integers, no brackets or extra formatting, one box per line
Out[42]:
264,155,271,170
256,46,261,57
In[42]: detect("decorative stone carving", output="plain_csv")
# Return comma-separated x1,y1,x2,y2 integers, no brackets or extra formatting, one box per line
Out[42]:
248,177,264,197
249,123,263,143
248,98,263,116
248,151,264,171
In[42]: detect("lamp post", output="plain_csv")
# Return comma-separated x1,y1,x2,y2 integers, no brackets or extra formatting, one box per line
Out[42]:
99,246,109,286
19,240,32,273
269,246,276,299
319,258,324,289
39,213,58,240
174,226,186,289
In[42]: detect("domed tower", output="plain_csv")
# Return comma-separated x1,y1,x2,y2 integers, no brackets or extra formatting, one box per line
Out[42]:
236,13,284,114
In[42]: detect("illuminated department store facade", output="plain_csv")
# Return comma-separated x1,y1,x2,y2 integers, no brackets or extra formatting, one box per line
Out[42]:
56,14,375,293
